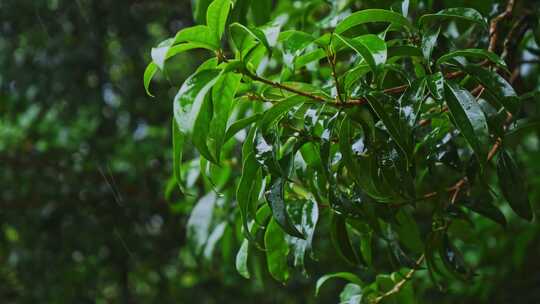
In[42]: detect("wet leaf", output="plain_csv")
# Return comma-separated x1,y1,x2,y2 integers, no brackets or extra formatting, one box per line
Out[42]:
335,9,413,35
419,8,487,29
266,178,305,239
444,81,489,161
316,272,363,296
497,150,533,221
265,218,290,282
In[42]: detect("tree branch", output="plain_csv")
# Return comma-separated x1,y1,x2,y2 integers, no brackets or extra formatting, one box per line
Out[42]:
372,254,425,304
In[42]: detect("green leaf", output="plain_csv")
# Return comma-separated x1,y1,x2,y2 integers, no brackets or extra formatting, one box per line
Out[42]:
192,94,218,163
230,23,260,59
173,69,221,163
462,192,507,227
235,239,250,279
339,118,392,202
335,34,387,75
224,113,262,143
335,9,413,35
439,234,472,280
173,25,219,51
260,96,305,131
143,62,158,97
279,30,314,69
206,0,232,44
419,7,487,29
187,192,216,255
366,92,412,160
172,120,185,193
393,208,424,254
151,42,210,70
497,150,533,221
460,65,519,115
203,222,227,261
436,49,507,70
229,23,272,55
209,72,242,161
330,213,359,265
264,218,290,282
315,272,363,296
421,26,440,63
339,284,363,304
237,152,261,239
266,178,305,239
387,45,424,59
286,199,319,273
174,69,220,135
444,81,489,161
427,72,444,101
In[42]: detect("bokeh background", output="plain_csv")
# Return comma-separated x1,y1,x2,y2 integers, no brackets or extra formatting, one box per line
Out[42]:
1,0,539,303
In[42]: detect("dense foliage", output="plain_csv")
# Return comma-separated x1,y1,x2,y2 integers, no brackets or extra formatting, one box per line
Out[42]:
2,0,540,303
145,0,540,302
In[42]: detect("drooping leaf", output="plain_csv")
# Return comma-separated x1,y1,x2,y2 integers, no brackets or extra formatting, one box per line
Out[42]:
426,72,444,101
172,120,185,193
264,218,290,282
460,65,519,115
173,69,221,135
224,113,263,142
260,96,305,131
206,0,232,44
366,92,412,160
230,23,262,59
266,178,305,239
237,152,261,239
192,94,218,163
462,191,507,227
335,9,413,35
235,239,250,279
339,284,363,304
393,208,424,254
143,62,158,97
421,25,440,64
330,213,359,265
497,150,533,221
187,192,217,255
335,34,387,75
286,199,319,273
444,81,489,161
419,7,487,29
209,72,242,161
203,222,227,261
439,234,472,281
315,272,363,296
436,49,507,71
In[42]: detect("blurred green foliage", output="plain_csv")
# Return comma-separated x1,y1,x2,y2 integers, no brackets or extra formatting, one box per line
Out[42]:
1,0,540,303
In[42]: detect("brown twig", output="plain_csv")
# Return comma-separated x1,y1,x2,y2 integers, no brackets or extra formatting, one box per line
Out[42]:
371,254,425,304
489,0,515,52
